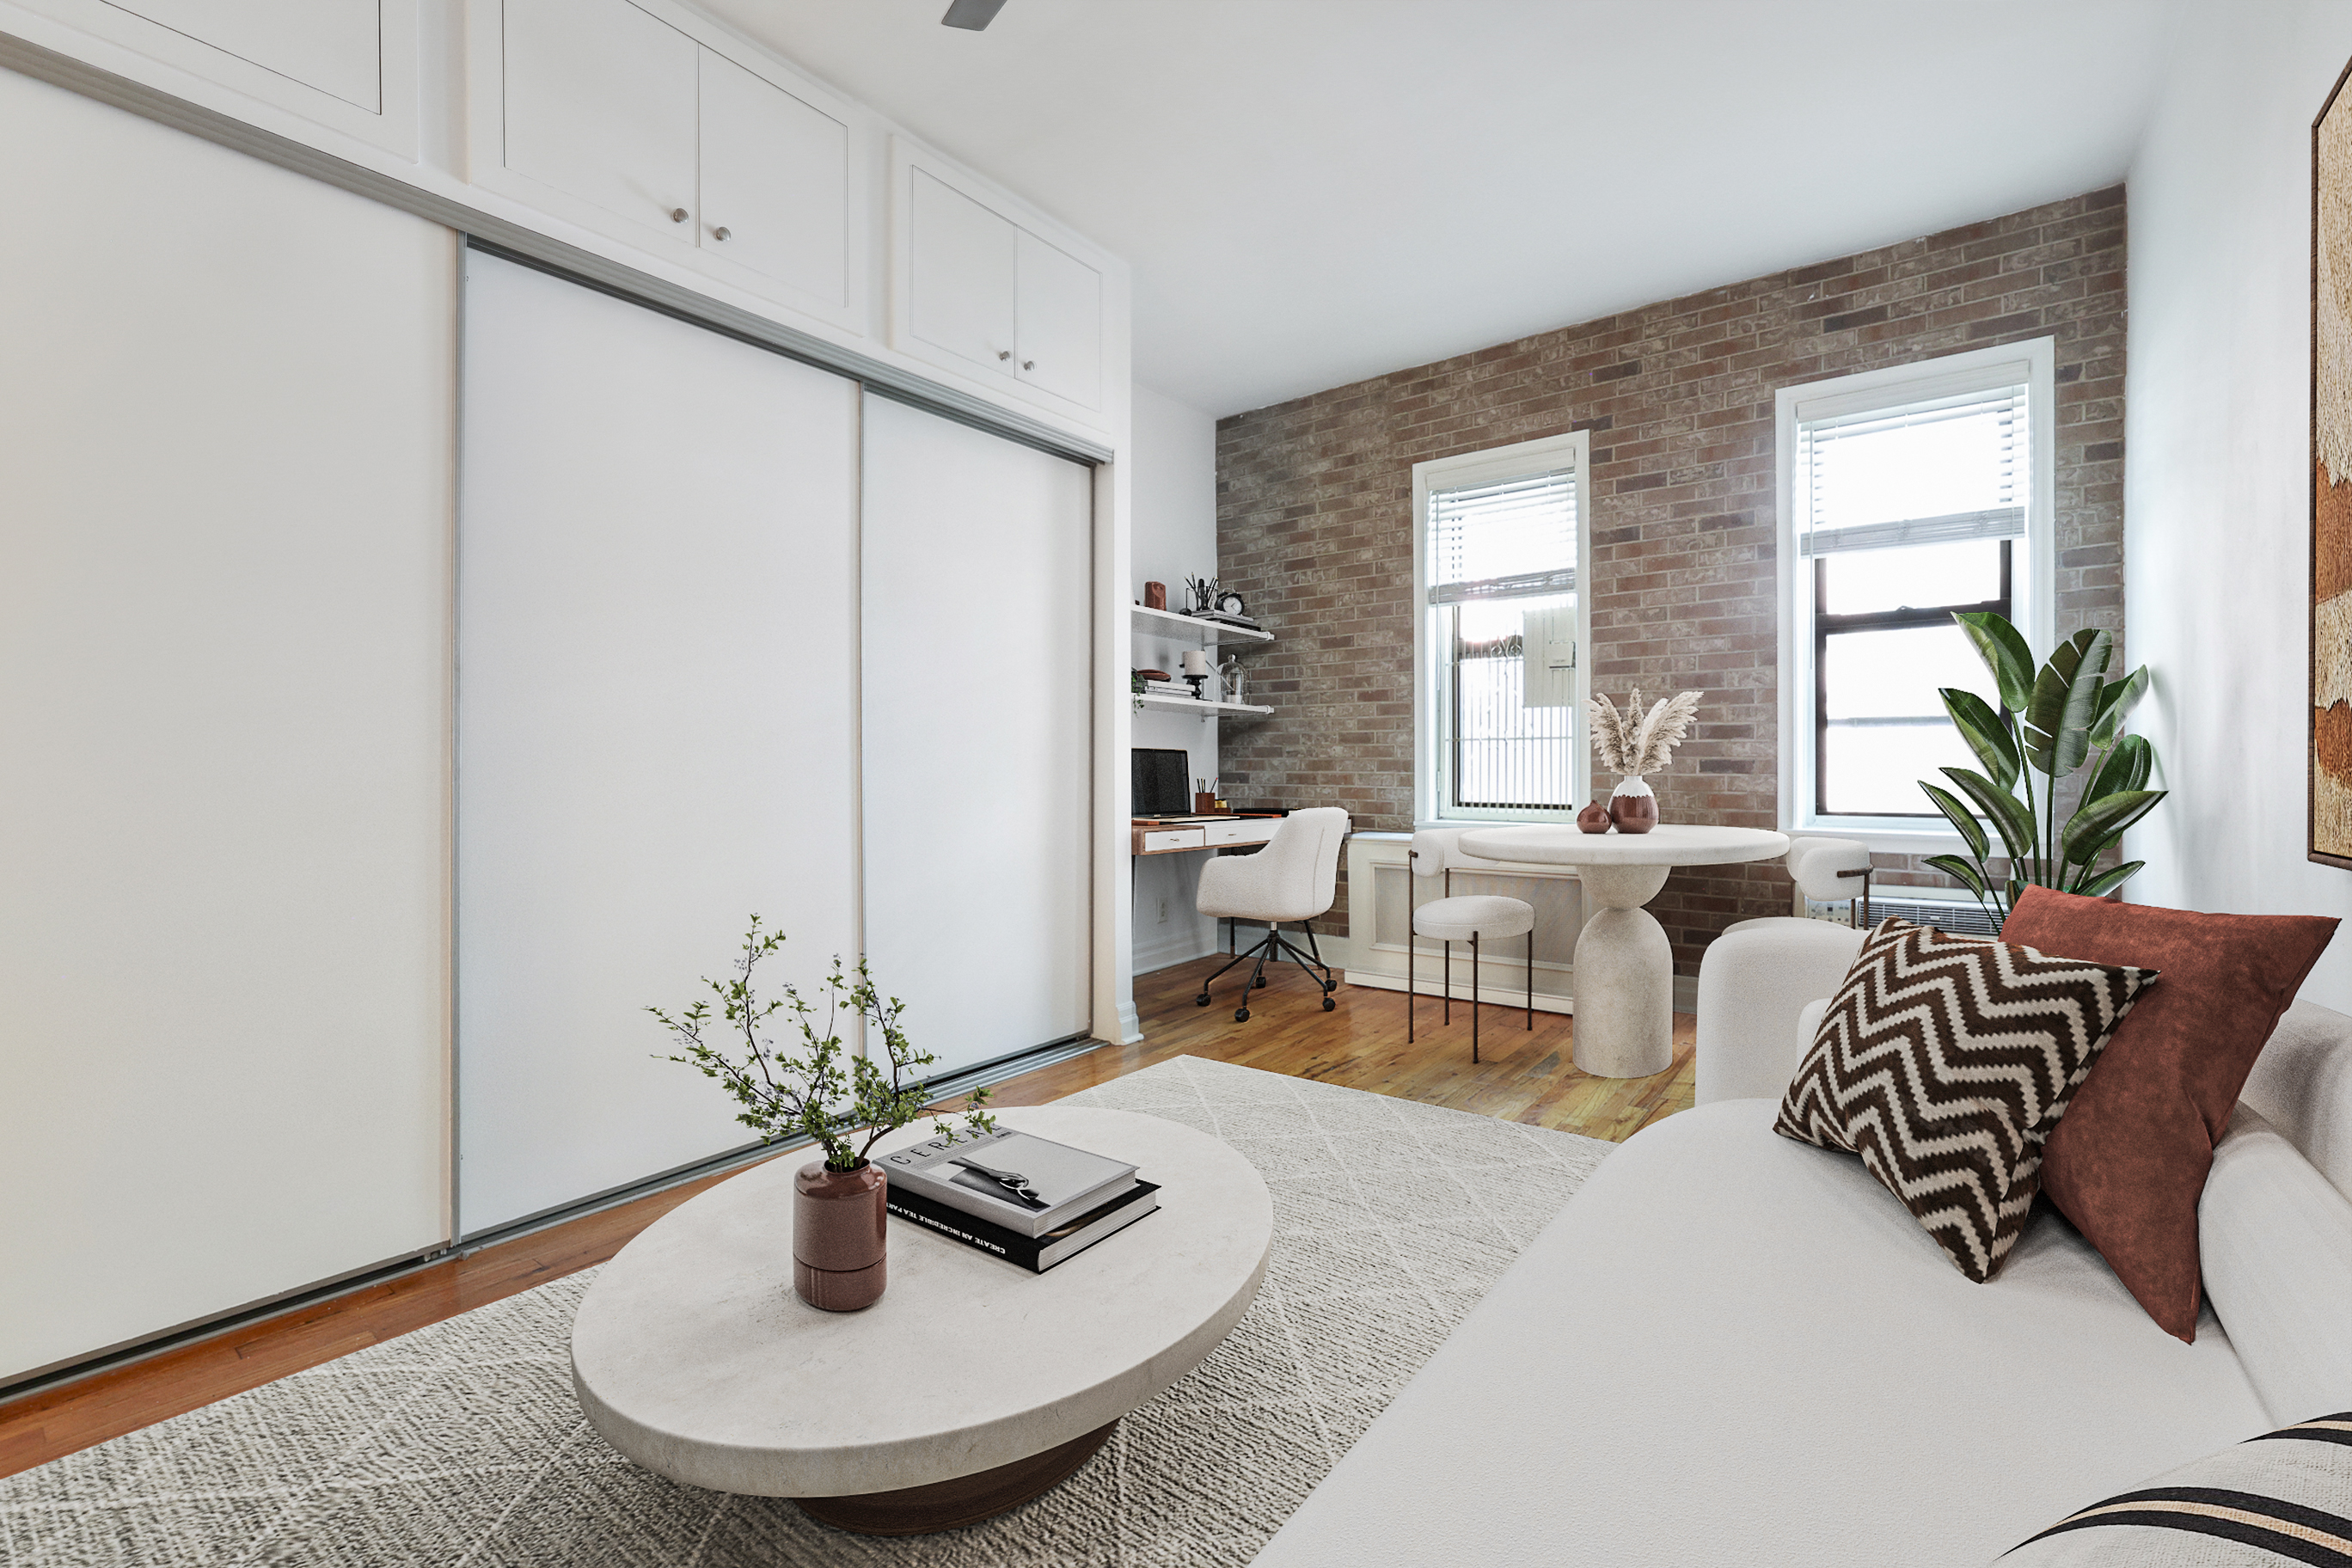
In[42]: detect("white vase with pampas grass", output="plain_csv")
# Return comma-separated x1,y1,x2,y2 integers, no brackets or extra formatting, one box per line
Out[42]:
1585,689,1702,834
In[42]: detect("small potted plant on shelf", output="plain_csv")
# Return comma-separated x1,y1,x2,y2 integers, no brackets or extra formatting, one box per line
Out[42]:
651,916,996,1313
1916,611,2164,927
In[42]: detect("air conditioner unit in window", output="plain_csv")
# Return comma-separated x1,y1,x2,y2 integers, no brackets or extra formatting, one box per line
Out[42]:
1800,881,2000,939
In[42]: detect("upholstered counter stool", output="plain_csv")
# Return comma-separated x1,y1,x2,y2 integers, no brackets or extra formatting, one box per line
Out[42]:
1724,836,1874,935
1406,829,1534,1063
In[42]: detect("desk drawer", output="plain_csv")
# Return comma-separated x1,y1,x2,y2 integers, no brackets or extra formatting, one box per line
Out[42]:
1203,820,1277,848
1136,827,1206,854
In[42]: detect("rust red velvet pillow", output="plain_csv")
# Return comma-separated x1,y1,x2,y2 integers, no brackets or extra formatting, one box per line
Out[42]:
1999,887,2337,1341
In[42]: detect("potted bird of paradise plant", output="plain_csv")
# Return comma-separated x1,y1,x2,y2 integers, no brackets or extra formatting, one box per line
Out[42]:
1918,611,2165,928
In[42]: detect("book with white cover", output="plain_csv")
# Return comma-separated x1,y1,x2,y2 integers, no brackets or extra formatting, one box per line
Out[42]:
879,1128,1139,1238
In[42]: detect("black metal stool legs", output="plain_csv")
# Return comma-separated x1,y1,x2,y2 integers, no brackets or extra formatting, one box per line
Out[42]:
1471,931,1481,1065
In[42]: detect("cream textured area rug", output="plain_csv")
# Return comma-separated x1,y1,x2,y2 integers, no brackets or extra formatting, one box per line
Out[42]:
1,1055,1611,1568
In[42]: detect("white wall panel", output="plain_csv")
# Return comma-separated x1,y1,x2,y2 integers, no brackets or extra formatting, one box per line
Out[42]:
0,70,453,1382
862,395,1093,1074
456,250,858,1237
2123,2,2352,1009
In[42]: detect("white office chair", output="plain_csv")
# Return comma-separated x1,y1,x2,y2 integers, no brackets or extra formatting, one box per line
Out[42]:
1194,806,1351,1022
1406,829,1534,1063
1723,836,1875,935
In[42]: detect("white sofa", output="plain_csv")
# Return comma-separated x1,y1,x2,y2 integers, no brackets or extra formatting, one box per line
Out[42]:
1250,922,2352,1567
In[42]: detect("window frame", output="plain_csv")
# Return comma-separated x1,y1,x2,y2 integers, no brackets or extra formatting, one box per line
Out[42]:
1774,338,2057,850
1411,430,1593,825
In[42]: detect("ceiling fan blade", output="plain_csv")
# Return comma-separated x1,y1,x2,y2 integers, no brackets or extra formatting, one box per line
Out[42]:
940,0,1008,29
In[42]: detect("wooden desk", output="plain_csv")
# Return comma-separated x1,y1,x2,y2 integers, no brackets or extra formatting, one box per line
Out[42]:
1130,814,1283,856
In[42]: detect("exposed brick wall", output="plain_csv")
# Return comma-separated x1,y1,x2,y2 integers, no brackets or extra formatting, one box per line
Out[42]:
1215,187,2127,973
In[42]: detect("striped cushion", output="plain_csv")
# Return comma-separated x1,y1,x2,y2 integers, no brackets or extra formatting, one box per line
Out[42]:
2004,1414,2352,1564
1774,917,2157,1283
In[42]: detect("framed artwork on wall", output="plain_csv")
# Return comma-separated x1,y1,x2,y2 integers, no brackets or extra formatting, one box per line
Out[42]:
2313,57,2352,867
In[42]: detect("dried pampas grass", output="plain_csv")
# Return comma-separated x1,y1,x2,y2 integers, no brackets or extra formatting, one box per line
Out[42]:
1588,688,1703,775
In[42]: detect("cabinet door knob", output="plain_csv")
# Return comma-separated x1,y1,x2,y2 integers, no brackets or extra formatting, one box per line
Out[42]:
669,208,689,224
714,226,732,242
996,350,1011,360
1022,359,1035,371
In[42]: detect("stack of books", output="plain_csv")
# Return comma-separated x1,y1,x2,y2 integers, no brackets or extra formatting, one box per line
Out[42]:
879,1128,1157,1272
1141,678,1197,701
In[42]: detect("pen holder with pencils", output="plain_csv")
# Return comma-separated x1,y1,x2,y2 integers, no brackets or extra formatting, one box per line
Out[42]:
1195,792,1225,814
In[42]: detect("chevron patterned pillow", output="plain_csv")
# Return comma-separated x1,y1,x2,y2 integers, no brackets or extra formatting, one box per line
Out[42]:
1774,917,2158,1283
2002,1412,2352,1564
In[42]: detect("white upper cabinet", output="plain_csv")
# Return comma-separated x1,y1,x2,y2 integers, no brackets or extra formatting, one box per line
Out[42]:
501,0,700,240
103,0,380,109
9,0,413,154
1015,229,1103,411
907,168,1018,376
473,0,866,330
696,49,848,310
893,144,1111,417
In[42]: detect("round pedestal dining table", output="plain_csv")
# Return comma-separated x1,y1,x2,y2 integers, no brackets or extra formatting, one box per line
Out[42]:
1455,824,1789,1079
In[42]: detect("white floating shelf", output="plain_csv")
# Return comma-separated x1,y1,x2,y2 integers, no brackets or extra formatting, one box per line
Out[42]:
1130,604,1273,645
1136,693,1273,718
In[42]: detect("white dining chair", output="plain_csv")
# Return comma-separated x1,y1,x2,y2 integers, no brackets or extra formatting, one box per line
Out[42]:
1407,829,1534,1063
1193,807,1351,1022
1724,836,1874,935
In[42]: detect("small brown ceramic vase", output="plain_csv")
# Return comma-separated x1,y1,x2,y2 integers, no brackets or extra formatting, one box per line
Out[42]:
1576,800,1613,834
794,1161,887,1312
1608,778,1659,835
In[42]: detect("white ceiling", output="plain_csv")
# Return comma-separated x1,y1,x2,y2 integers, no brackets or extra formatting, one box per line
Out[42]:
701,1,2179,418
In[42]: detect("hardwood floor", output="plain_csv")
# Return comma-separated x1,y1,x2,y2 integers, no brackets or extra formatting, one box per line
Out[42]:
0,953,1694,1479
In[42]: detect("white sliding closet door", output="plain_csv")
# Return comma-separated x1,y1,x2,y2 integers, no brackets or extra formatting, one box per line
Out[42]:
0,70,453,1383
861,395,1093,1075
457,251,858,1238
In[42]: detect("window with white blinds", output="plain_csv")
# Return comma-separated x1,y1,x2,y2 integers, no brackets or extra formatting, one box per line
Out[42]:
1414,433,1589,821
1777,342,2054,833
1797,382,2028,558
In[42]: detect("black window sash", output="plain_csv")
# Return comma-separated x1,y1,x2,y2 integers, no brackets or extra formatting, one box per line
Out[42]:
1812,539,2012,819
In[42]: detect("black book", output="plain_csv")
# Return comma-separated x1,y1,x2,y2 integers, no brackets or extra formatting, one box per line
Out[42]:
886,1179,1161,1272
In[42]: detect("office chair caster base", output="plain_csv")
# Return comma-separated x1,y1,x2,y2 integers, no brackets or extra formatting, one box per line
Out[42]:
1195,994,1211,1007
1234,1008,1250,1022
1321,997,1335,1011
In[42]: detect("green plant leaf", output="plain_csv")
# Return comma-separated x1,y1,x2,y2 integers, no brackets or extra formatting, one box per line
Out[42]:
2085,732,2153,803
1940,687,2020,792
2021,628,2114,778
1939,766,2037,865
1925,854,1988,897
1920,781,1990,860
1954,610,2037,713
2072,860,2147,898
2089,665,2151,747
2060,787,2165,867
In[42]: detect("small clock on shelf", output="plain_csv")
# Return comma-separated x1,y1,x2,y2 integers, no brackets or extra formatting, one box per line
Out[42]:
1214,591,1246,616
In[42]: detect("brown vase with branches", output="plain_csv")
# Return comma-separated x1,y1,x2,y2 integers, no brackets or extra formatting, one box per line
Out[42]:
651,916,997,1312
1585,689,1703,833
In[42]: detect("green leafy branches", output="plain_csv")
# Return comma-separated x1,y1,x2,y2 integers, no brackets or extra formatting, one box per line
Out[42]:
648,916,997,1172
1920,613,2164,926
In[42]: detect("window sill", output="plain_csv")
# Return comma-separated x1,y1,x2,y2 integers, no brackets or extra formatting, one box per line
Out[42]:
1790,822,1968,856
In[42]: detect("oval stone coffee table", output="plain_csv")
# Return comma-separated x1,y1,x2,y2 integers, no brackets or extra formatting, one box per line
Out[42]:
571,1105,1271,1535
1458,823,1789,1080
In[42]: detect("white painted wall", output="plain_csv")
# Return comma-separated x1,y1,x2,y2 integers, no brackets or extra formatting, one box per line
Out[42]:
2125,2,2352,1010
0,70,454,1381
1129,383,1225,974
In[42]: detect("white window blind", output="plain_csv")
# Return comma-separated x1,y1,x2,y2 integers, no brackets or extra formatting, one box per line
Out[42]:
1426,468,1577,603
1796,383,2027,556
